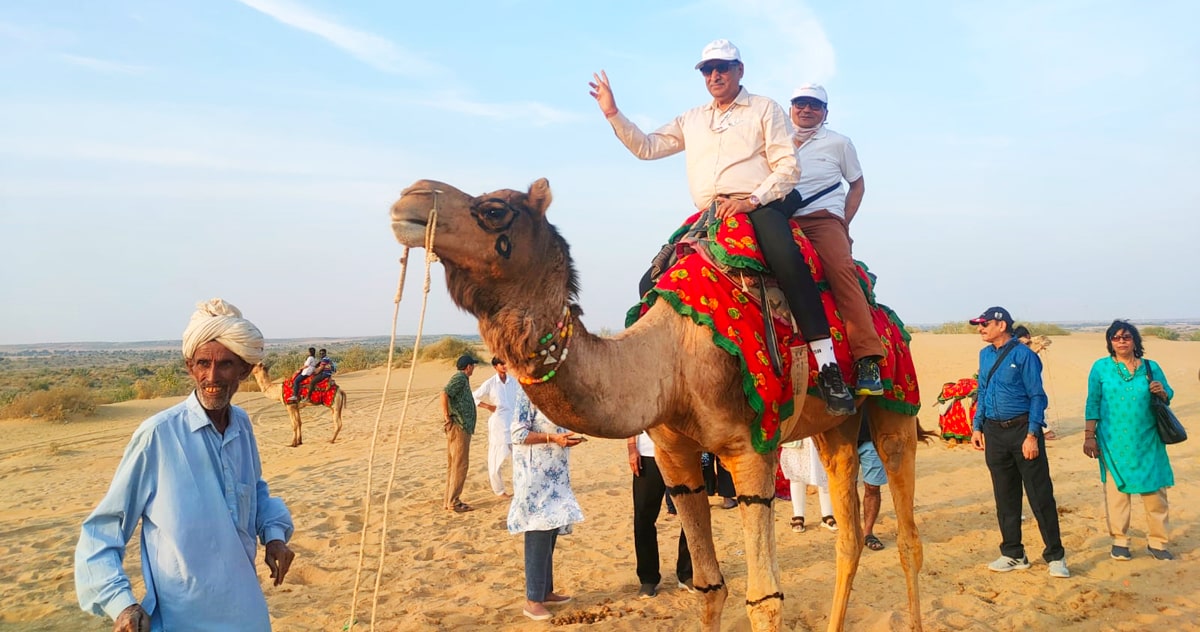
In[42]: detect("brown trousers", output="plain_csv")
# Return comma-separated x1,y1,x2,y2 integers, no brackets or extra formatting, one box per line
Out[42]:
444,423,472,509
1104,473,1169,549
793,214,886,361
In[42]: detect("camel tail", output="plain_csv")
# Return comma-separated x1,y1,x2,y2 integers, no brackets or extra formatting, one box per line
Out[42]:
915,419,937,445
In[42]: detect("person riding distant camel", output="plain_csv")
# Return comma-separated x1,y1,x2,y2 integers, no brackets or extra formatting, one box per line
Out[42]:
288,347,318,404
307,348,337,399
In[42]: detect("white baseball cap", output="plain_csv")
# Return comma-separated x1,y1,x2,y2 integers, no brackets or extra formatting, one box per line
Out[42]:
695,39,741,69
790,83,828,104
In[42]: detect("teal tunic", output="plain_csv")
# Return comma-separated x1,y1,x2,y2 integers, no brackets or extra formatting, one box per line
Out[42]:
1085,357,1175,494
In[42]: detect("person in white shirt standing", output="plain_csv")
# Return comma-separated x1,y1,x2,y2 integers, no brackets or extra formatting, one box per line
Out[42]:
474,356,519,496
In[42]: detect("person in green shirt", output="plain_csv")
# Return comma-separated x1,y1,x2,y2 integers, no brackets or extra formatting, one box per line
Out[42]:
442,354,479,513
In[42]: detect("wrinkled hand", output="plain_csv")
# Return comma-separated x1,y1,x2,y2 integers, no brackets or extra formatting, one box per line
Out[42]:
1149,380,1166,398
1022,434,1039,460
113,603,149,632
443,418,453,433
588,71,618,117
264,540,295,586
629,450,641,476
970,430,985,451
1082,437,1098,459
715,198,755,220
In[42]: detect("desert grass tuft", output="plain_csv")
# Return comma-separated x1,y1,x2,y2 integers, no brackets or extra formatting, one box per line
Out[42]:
0,386,96,421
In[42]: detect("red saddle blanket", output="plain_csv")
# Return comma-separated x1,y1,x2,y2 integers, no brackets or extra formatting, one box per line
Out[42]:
937,378,977,441
283,372,339,406
626,211,921,453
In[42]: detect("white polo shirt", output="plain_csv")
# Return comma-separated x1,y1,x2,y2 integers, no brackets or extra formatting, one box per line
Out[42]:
793,126,862,220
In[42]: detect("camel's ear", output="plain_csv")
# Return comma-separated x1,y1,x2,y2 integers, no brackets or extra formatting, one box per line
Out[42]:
527,178,552,217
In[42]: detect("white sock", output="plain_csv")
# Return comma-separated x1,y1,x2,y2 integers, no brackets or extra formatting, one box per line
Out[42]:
809,338,837,370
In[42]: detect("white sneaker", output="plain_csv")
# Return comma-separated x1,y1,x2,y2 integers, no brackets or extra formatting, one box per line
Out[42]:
1048,559,1070,578
987,555,1031,572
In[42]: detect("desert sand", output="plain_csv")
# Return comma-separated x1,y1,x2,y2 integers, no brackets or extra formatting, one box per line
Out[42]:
2,332,1198,631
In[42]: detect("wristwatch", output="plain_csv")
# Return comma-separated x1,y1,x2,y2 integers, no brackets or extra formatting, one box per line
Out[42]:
748,195,761,208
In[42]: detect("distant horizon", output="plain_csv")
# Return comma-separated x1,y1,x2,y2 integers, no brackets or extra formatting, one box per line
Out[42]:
4,318,1199,349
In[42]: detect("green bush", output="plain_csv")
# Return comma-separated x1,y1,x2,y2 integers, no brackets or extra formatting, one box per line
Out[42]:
420,337,477,361
929,322,977,334
1017,322,1070,336
1188,331,1200,342
1142,326,1180,341
0,386,96,421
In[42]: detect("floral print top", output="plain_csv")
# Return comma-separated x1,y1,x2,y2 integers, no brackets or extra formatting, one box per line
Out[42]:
506,390,584,534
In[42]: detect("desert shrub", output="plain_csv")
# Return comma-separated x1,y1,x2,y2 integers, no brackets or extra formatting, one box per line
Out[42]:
419,337,477,361
1189,331,1200,342
1142,326,1179,341
929,322,977,334
133,366,193,400
0,386,96,421
1017,322,1071,336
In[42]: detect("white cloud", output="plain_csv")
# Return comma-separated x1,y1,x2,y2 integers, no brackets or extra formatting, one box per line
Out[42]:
419,94,582,126
59,53,149,75
234,0,443,76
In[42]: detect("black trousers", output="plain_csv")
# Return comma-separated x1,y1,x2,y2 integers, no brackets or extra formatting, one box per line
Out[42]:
983,421,1064,562
638,194,830,342
746,198,830,342
633,456,692,585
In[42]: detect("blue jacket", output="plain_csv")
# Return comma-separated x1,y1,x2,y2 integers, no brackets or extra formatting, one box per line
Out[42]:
972,338,1048,435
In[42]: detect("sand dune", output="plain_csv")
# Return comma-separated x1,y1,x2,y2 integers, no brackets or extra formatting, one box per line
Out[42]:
2,333,1198,631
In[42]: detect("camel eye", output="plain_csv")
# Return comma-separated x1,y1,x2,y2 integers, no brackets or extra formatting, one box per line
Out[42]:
485,207,506,219
470,197,519,234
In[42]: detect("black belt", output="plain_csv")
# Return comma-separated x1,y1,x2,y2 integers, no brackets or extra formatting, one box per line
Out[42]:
989,414,1029,429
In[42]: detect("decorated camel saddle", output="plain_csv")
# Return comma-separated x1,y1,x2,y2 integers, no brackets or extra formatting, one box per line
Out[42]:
627,210,920,453
283,372,340,406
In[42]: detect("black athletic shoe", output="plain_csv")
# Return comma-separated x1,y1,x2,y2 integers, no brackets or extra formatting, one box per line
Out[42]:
854,358,884,396
816,364,856,416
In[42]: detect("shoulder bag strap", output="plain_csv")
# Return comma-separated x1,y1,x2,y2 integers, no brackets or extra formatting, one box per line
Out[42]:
983,340,1019,387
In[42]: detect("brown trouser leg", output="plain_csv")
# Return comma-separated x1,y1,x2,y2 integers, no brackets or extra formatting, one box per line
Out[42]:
793,215,885,360
444,423,472,509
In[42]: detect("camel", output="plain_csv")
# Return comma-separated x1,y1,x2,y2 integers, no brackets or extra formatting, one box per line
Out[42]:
390,179,926,632
251,363,345,447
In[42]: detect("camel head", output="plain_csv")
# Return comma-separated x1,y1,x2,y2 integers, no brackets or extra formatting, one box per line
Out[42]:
390,178,580,321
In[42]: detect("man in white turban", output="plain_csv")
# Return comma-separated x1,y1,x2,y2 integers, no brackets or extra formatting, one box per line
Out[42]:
76,298,295,632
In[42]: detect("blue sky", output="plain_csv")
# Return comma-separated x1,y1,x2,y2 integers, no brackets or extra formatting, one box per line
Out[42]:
1,0,1197,344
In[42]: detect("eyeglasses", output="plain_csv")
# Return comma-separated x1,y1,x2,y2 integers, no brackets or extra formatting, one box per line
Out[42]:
1111,334,1133,341
791,98,826,111
699,61,738,76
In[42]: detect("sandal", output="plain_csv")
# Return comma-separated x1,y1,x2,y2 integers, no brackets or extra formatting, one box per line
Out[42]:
451,502,474,513
821,515,838,532
790,516,806,533
865,534,884,551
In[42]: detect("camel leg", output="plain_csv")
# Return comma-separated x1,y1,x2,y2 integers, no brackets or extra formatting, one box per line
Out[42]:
288,406,303,447
812,410,865,632
721,448,783,632
867,401,924,631
654,444,727,632
329,393,344,444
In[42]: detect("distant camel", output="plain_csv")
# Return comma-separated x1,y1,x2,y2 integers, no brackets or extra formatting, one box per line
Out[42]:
251,363,345,447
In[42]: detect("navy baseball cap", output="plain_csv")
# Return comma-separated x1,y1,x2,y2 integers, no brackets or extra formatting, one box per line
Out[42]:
969,306,1013,328
456,354,479,370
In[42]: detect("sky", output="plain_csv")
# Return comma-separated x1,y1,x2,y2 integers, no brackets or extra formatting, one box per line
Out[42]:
1,0,1198,345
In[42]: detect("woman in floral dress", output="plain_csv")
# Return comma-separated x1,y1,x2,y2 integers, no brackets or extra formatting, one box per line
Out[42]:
508,390,585,620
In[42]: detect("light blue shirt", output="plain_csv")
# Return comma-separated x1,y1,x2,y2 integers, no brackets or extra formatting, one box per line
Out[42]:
75,393,293,631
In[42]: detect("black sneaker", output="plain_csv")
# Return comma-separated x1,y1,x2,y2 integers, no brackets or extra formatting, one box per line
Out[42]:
854,358,884,396
637,583,658,599
816,364,856,416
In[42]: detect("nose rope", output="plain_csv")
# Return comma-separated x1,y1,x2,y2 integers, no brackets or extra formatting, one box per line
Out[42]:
347,191,441,631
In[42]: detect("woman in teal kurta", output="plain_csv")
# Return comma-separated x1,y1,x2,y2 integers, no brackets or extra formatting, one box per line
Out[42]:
1082,320,1176,561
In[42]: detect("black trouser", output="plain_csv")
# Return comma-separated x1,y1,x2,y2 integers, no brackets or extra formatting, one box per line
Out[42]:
291,373,310,399
703,455,737,498
633,456,692,585
638,194,830,342
983,420,1064,562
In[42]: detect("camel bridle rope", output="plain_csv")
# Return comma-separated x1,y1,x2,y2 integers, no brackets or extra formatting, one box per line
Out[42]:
346,190,441,632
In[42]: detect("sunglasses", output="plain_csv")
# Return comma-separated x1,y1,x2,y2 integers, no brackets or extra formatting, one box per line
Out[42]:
1111,334,1133,341
699,61,738,76
791,98,826,111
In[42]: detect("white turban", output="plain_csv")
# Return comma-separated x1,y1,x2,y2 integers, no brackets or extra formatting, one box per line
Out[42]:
181,298,265,365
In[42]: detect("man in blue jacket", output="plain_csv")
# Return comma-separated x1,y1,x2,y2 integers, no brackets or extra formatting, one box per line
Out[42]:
969,306,1067,578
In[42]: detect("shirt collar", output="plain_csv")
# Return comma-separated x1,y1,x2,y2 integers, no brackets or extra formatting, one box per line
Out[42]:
184,391,242,440
704,86,749,111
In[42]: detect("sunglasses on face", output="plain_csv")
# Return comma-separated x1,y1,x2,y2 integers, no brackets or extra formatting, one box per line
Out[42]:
791,98,826,111
699,61,738,76
1111,334,1133,341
